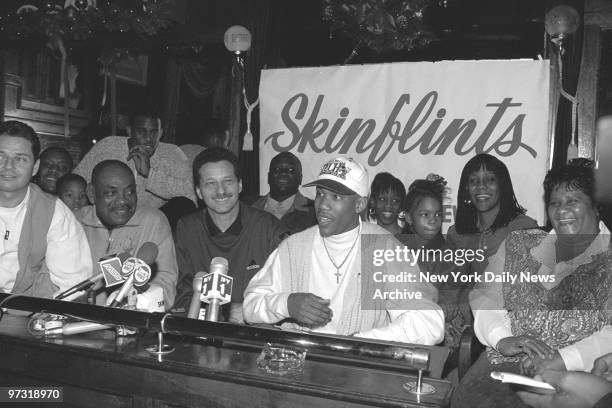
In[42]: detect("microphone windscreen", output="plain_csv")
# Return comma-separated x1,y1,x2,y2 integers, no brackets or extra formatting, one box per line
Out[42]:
193,271,207,291
187,271,208,319
136,242,159,265
117,252,132,263
210,257,228,274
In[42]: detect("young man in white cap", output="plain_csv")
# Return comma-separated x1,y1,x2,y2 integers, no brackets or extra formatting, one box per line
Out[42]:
243,157,444,344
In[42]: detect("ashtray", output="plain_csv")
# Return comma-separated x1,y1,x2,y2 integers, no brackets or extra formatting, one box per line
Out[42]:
256,343,306,375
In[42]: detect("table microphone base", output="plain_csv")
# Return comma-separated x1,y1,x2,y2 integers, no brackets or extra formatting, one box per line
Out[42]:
146,330,175,361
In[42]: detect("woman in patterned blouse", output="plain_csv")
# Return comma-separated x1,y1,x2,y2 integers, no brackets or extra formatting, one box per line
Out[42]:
453,158,612,408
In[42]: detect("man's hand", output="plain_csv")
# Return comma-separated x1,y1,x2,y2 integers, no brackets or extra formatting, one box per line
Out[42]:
287,293,332,327
521,351,566,377
127,145,152,177
517,369,612,408
497,335,555,359
592,353,612,382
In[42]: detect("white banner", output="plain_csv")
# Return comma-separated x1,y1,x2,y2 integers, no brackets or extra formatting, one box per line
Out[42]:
259,60,550,229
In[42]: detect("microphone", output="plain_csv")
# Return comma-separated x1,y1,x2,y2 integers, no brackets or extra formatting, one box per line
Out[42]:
201,257,233,322
55,252,130,300
44,321,112,337
54,274,103,301
187,272,207,319
109,243,158,308
99,252,132,287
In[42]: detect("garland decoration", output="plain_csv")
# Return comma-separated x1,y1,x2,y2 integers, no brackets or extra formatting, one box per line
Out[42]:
0,0,173,46
322,0,433,53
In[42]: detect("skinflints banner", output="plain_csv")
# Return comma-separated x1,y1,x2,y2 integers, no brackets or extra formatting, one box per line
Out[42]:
259,60,550,228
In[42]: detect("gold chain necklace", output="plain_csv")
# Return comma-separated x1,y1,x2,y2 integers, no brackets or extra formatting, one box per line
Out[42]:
322,224,361,284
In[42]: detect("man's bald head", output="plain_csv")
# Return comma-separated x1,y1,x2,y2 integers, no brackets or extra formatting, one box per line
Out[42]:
91,160,134,186
268,151,302,201
270,151,301,174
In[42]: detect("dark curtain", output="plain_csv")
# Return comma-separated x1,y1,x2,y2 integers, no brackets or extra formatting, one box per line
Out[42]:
239,0,273,198
182,60,222,99
169,56,227,146
162,58,182,144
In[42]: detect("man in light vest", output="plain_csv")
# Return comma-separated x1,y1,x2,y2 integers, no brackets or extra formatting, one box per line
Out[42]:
0,121,91,297
243,157,444,344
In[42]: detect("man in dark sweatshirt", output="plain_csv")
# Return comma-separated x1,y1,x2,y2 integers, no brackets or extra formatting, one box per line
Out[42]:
174,147,288,323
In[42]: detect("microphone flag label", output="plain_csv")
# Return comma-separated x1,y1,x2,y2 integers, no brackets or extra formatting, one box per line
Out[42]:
99,257,125,287
133,263,152,286
121,257,140,278
200,272,233,304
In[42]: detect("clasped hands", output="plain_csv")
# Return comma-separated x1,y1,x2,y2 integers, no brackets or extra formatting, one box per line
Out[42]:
496,335,565,376
127,145,152,177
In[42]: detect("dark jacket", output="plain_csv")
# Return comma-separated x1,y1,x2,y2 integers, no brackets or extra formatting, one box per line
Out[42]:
251,191,316,234
174,203,288,309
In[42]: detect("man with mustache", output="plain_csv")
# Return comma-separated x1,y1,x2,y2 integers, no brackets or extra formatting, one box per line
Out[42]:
0,121,92,297
243,157,444,343
251,151,316,234
174,147,288,323
35,146,73,195
74,109,196,230
76,160,178,310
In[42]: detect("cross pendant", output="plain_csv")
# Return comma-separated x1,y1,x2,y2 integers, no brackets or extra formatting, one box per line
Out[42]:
334,269,342,284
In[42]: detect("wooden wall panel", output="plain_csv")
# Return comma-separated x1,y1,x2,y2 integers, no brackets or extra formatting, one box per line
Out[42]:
1,50,92,139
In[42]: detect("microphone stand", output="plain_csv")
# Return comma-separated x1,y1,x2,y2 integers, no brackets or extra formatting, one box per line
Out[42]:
204,299,220,322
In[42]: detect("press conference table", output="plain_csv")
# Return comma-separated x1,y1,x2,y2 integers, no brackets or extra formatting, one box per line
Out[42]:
0,314,451,408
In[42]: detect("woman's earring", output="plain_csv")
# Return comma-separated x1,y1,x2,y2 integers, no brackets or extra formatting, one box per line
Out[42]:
369,208,375,215
397,211,406,228
464,199,472,205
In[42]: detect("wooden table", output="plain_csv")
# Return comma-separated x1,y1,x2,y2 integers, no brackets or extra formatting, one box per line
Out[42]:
0,315,451,407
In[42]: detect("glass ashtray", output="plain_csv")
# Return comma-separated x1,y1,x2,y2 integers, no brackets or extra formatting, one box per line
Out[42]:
256,343,306,375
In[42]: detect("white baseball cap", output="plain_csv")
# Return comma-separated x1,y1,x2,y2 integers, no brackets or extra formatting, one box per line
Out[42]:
303,157,369,197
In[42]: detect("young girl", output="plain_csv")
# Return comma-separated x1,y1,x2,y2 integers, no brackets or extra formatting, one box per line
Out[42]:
56,173,89,212
403,174,469,359
366,172,406,235
403,174,447,252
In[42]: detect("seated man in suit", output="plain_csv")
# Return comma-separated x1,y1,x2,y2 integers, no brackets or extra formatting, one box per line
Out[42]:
0,121,92,297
